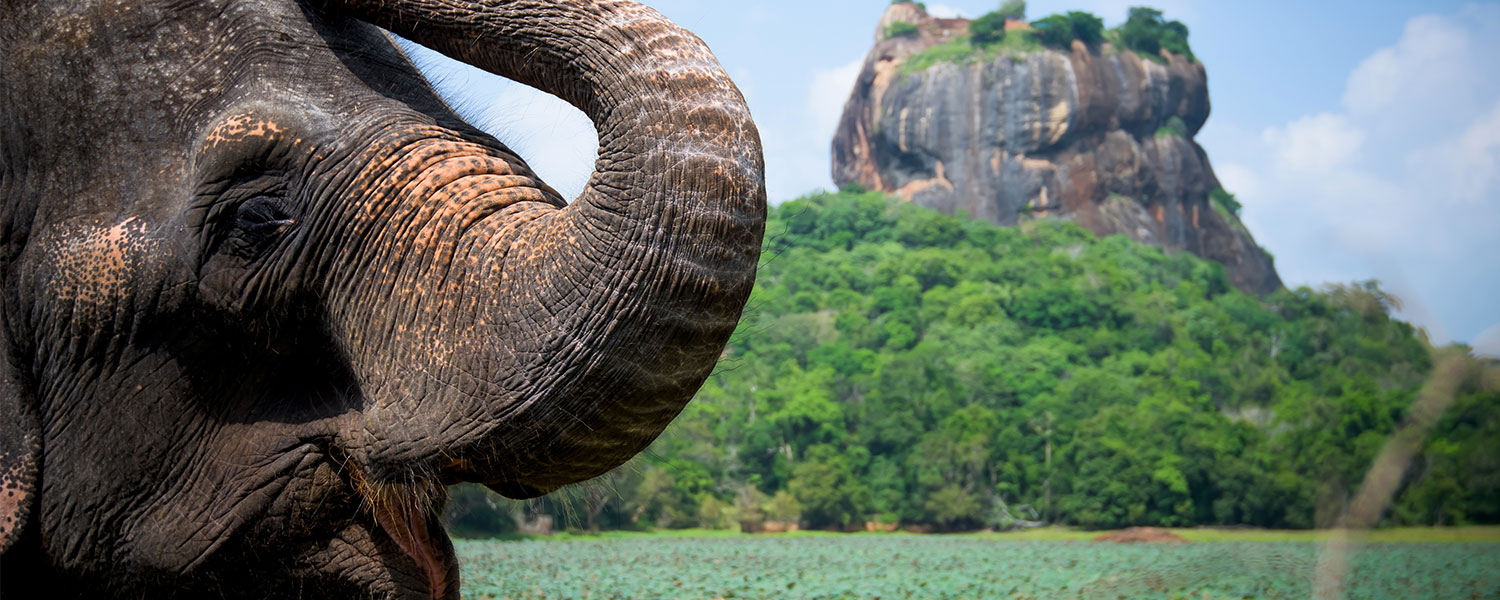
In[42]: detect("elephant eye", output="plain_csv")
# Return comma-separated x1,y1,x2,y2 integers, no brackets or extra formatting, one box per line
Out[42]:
236,196,295,230
222,195,297,261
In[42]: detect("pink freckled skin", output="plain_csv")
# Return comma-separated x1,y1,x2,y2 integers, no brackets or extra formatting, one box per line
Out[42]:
0,488,25,538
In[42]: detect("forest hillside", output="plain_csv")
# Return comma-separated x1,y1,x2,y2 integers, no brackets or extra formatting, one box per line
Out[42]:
446,190,1500,535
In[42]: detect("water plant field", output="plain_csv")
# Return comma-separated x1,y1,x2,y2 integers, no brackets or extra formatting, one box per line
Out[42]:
454,535,1500,599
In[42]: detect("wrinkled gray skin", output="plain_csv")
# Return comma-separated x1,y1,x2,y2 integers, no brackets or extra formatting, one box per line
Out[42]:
0,0,764,597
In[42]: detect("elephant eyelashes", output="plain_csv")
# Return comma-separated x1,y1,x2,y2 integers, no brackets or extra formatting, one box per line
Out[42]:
236,196,295,229
222,195,297,261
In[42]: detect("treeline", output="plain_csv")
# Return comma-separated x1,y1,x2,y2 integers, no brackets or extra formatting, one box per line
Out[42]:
895,2,1195,67
445,190,1500,535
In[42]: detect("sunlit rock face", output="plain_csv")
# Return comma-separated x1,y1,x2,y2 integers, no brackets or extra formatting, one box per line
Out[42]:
833,4,1281,295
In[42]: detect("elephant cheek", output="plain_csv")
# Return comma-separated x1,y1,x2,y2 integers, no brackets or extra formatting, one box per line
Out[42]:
34,218,169,325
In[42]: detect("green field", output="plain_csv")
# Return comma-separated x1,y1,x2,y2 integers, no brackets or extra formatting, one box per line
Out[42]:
454,533,1500,599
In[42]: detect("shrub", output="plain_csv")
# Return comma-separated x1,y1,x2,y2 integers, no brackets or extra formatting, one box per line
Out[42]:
1118,6,1194,62
996,0,1026,21
1210,188,1242,217
1154,115,1187,138
885,21,920,39
969,11,1007,47
891,0,927,10
1066,11,1105,44
1030,14,1071,48
1031,11,1103,49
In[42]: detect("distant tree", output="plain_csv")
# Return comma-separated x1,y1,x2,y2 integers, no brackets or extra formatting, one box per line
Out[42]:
1030,14,1072,48
1119,7,1160,55
996,0,1026,21
1209,188,1242,217
463,188,1498,536
1118,6,1194,61
969,11,1008,47
789,444,873,529
630,467,694,528
767,489,803,523
926,485,985,530
1065,11,1105,44
1160,19,1192,57
443,484,517,538
1031,11,1104,49
697,495,734,530
733,484,770,532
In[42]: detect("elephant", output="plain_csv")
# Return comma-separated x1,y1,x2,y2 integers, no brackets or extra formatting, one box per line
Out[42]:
0,0,764,597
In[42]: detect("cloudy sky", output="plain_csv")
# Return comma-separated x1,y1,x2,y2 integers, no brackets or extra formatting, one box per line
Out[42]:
406,1,1500,355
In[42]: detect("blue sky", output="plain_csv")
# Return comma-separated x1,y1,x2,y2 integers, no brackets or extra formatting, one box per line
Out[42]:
406,1,1500,355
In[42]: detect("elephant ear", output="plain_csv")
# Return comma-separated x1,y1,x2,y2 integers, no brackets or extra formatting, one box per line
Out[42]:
0,337,38,554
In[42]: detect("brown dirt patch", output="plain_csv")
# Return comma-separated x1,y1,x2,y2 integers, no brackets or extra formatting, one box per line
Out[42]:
1093,527,1188,543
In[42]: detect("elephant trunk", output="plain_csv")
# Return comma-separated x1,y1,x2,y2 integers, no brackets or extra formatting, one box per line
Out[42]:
318,0,764,494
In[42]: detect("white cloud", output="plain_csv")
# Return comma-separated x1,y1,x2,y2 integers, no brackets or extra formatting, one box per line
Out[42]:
1475,323,1500,358
1343,15,1474,119
925,3,966,18
1222,8,1500,347
1261,113,1363,174
806,58,865,144
1212,162,1254,195
1341,4,1500,144
1407,99,1500,205
738,56,868,205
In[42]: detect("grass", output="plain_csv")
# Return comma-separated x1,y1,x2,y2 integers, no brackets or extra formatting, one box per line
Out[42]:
900,32,1044,74
896,22,1193,75
460,525,1500,544
538,527,859,542
1177,526,1500,543
884,21,919,40
970,525,1500,543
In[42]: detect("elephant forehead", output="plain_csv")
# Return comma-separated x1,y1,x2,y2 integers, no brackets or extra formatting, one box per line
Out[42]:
203,114,292,148
41,218,164,309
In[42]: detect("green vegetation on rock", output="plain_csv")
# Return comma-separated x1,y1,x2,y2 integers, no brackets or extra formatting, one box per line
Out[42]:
969,11,1008,47
1210,188,1243,218
1154,115,1188,138
1118,6,1194,63
997,0,1027,21
1031,11,1105,49
900,32,1042,73
446,190,1500,535
884,21,919,40
897,5,1198,74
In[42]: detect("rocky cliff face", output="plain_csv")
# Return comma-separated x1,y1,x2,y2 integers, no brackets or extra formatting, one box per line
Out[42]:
832,4,1281,295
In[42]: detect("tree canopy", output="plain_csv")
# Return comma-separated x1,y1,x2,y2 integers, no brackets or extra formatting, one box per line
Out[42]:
1118,6,1194,62
447,190,1500,535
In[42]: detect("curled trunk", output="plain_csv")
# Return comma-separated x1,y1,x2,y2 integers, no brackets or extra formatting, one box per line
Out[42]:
319,0,764,494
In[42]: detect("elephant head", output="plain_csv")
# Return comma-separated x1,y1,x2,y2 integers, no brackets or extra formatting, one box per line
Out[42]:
0,0,763,597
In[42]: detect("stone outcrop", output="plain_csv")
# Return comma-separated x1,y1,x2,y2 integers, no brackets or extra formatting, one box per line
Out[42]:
832,4,1281,295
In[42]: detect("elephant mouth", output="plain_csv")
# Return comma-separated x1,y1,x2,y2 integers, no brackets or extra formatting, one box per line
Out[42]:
372,499,452,600
358,478,456,600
